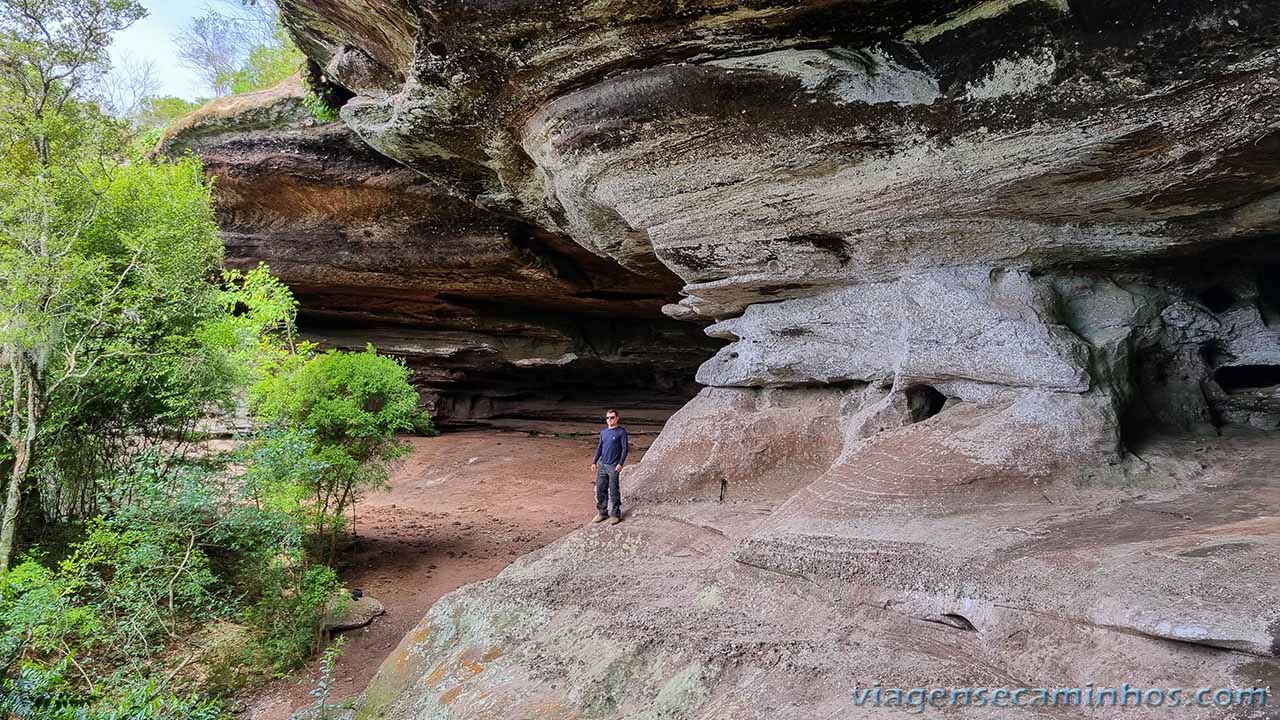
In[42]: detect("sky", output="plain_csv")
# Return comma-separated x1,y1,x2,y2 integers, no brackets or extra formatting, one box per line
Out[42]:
108,1,214,101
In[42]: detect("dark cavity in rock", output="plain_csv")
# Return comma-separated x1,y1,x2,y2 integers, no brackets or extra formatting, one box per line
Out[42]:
906,385,948,423
1214,365,1280,394
1199,286,1236,314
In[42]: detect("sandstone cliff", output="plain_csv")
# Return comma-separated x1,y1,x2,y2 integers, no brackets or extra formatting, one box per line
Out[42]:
163,79,720,427
175,1,1279,717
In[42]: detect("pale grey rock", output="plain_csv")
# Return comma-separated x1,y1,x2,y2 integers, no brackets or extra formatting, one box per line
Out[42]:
358,416,1280,720
523,49,1280,319
696,268,1090,394
707,47,941,106
627,385,862,504
962,47,1058,100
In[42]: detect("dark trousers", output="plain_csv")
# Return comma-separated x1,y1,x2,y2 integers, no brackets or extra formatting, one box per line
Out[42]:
595,464,621,518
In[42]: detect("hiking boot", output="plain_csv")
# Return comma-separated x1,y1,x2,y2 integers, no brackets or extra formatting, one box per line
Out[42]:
592,514,608,523
609,516,622,525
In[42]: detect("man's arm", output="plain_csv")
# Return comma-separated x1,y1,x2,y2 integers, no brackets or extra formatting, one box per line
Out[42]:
618,429,628,467
592,431,603,464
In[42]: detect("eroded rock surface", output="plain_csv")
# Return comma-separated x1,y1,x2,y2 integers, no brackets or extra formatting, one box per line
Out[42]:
162,80,719,426
363,430,1280,719
192,1,1280,717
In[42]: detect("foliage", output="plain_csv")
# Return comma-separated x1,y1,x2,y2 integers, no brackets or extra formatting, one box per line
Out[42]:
306,636,348,720
167,3,349,127
300,59,348,123
176,0,282,96
1,662,227,720
302,92,339,122
0,0,147,165
218,264,301,344
1,153,229,531
0,520,221,672
250,346,417,558
0,6,432,717
0,455,345,709
253,347,417,457
174,2,351,125
1,257,426,707
0,0,211,573
176,1,311,100
109,90,205,153
239,427,327,516
135,95,204,130
412,410,441,437
205,263,306,397
237,564,341,679
217,27,304,96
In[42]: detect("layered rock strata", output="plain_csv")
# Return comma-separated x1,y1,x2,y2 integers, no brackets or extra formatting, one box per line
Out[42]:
194,1,1280,717
163,80,720,426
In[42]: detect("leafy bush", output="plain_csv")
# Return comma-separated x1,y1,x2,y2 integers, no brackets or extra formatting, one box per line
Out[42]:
1,662,227,720
252,346,418,453
300,59,350,122
302,92,339,122
56,519,221,660
250,346,417,559
0,454,347,709
240,565,341,678
412,410,441,437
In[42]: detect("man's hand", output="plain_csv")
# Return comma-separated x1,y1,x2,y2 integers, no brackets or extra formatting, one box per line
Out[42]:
615,464,623,472
590,463,597,472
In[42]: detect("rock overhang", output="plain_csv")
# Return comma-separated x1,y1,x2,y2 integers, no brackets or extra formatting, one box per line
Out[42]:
162,74,723,426
181,2,1280,716
260,0,1280,537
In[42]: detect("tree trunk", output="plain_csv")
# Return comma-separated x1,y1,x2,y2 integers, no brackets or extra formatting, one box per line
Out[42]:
0,441,30,573
1,364,41,574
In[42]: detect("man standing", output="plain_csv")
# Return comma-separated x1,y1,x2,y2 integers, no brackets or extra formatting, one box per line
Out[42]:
591,409,628,525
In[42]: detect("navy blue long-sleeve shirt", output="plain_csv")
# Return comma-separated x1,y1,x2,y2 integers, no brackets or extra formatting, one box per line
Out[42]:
593,426,629,466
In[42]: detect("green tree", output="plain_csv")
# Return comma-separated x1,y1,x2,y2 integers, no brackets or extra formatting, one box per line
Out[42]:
214,264,424,559
0,0,147,572
217,27,304,95
33,159,228,522
0,0,231,570
134,95,204,129
250,347,417,559
0,159,225,564
0,0,146,166
176,1,304,98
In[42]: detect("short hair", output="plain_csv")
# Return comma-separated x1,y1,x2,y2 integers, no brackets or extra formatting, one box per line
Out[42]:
606,409,618,416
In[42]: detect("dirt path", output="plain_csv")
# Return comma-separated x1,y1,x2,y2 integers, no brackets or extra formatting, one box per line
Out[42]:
242,429,646,719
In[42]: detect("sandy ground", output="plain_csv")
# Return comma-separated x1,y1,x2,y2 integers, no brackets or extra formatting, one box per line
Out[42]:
242,429,648,719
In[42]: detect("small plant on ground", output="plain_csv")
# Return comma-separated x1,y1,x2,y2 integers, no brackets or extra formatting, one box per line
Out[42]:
305,635,348,720
412,409,441,437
